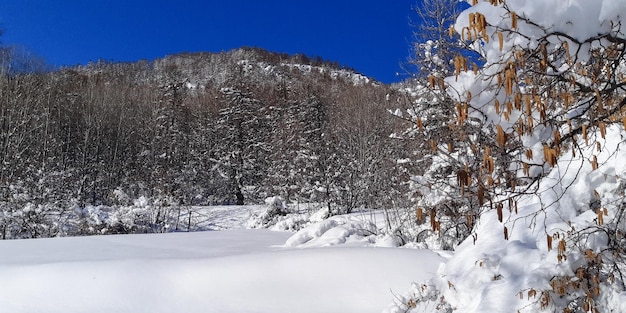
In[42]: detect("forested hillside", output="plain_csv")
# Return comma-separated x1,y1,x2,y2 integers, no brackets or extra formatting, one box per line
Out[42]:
0,47,419,238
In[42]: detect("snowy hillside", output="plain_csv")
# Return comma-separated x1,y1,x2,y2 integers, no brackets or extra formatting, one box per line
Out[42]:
0,47,412,241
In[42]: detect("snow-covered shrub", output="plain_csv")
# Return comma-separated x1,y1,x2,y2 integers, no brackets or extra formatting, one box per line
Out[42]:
111,187,132,206
118,196,177,233
397,0,626,311
392,126,626,312
247,199,333,231
283,213,380,248
65,196,180,235
265,196,289,216
0,182,66,239
246,196,290,228
73,205,111,235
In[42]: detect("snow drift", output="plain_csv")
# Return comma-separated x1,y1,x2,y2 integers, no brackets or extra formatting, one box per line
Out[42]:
0,229,443,313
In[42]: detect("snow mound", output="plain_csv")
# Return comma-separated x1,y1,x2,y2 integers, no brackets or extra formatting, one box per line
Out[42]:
284,214,384,248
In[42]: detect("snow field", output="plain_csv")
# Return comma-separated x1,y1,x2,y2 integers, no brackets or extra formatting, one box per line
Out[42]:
0,225,443,313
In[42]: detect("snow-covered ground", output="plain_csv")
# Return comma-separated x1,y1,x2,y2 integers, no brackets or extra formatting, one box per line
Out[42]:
0,205,444,313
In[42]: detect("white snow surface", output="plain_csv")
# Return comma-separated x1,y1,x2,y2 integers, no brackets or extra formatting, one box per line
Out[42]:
0,207,443,313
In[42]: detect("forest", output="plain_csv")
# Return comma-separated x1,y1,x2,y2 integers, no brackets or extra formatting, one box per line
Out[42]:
0,47,419,238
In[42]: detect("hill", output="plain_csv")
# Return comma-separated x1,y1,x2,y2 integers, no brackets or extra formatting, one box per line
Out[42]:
0,47,415,239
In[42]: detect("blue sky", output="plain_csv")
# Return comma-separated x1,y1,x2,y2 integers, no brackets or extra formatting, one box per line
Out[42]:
0,1,416,83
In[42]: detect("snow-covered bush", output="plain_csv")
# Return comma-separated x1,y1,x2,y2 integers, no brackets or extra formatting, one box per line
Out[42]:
247,200,326,231
392,127,626,312
245,196,291,228
0,182,66,239
397,0,626,311
284,215,380,248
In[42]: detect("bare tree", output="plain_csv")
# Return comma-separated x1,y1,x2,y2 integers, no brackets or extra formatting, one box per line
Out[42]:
407,0,468,78
402,1,626,311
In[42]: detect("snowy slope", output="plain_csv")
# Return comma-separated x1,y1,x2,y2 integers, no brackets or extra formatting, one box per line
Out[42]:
0,219,443,313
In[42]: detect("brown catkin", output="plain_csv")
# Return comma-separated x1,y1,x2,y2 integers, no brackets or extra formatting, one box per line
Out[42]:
599,122,607,139
547,235,553,251
497,125,507,147
497,204,503,222
511,11,518,29
591,155,598,170
597,208,604,225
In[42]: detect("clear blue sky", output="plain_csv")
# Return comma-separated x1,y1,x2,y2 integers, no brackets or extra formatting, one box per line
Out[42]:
0,1,416,83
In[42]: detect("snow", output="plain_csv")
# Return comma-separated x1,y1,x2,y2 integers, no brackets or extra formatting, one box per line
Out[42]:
0,209,443,313
284,213,382,248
